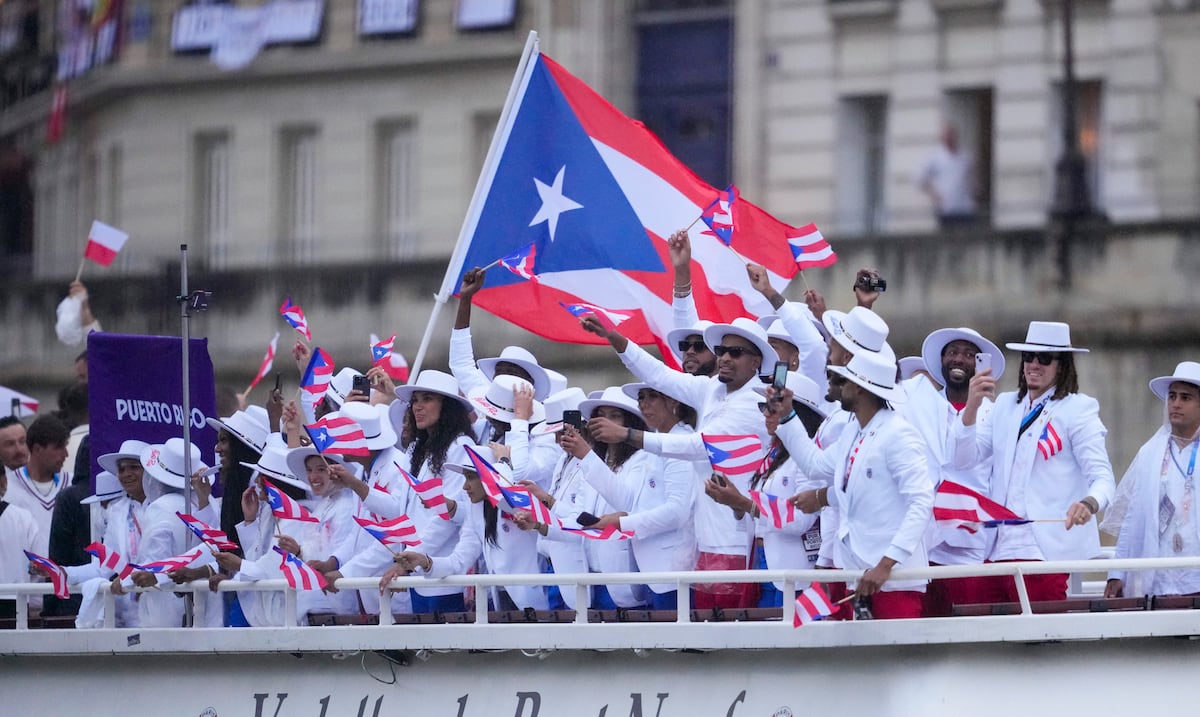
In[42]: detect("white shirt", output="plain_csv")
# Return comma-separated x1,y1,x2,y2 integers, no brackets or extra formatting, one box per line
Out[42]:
0,500,40,600
917,144,976,216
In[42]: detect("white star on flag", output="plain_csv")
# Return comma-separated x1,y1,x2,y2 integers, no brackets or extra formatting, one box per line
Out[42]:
529,165,583,241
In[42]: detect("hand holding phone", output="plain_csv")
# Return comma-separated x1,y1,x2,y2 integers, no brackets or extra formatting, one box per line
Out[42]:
772,361,789,392
352,374,371,398
975,353,992,374
563,410,583,431
576,511,600,527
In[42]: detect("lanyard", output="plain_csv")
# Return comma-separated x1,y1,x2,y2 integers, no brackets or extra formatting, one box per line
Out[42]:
1167,437,1200,482
841,429,874,491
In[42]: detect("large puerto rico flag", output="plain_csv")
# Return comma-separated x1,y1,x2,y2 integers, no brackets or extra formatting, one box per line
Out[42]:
435,33,812,357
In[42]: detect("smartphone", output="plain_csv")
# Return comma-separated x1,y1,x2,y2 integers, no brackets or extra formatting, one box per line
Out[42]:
975,353,992,374
563,409,583,431
352,374,371,397
274,373,282,393
772,361,789,391
576,511,600,527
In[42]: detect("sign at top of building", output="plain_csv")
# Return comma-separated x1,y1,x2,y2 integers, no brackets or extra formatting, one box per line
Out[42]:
172,0,326,52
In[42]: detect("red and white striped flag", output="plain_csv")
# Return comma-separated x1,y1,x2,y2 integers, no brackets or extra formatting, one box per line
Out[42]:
280,297,312,341
304,416,370,456
262,479,320,523
561,525,635,541
750,490,796,530
46,84,67,144
933,481,1026,534
247,332,279,392
370,333,410,383
273,546,328,591
177,512,239,551
702,434,766,478
83,220,130,267
24,550,70,599
787,223,836,270
354,515,421,548
396,462,449,520
793,583,836,627
131,547,205,574
0,385,39,417
84,542,133,580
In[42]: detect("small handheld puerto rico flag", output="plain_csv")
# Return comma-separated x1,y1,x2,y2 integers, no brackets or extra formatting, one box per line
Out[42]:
273,546,328,591
464,445,509,508
933,480,1028,533
498,485,554,525
787,223,837,270
499,241,539,281
83,220,130,268
397,462,450,520
750,490,796,530
703,434,766,479
262,479,320,523
177,512,240,551
561,525,635,541
304,416,370,456
793,583,836,627
246,332,280,392
24,550,70,599
280,297,313,341
370,334,410,383
354,515,421,548
130,547,205,574
85,542,133,580
1037,421,1063,460
300,347,335,401
559,301,633,333
700,184,739,246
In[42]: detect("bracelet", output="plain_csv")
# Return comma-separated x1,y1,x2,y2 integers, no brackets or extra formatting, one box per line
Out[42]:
1080,497,1099,515
818,487,828,507
779,409,798,424
673,282,692,292
625,427,635,444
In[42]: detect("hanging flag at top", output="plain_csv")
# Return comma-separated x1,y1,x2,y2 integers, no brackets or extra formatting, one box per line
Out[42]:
130,547,205,574
300,347,335,401
499,241,539,282
0,385,39,418
749,490,796,530
304,416,370,456
24,550,70,599
245,332,280,393
1038,422,1063,460
702,434,766,478
561,525,635,541
396,462,450,520
370,334,410,383
177,512,239,552
280,297,312,341
434,36,821,358
84,542,134,580
559,301,633,333
273,546,328,591
262,479,320,523
793,583,836,627
82,220,130,268
787,224,837,270
933,480,1028,533
463,445,509,509
354,515,421,548
699,185,739,246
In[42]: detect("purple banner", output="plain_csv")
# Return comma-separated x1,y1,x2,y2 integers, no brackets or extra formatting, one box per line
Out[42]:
87,333,217,484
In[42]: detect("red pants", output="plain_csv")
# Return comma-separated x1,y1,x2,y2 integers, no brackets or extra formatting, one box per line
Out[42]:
692,551,758,610
974,560,1068,603
864,590,925,620
821,580,854,621
923,564,992,617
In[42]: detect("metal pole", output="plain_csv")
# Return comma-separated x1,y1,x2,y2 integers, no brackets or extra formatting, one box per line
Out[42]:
180,244,194,627
1051,0,1092,289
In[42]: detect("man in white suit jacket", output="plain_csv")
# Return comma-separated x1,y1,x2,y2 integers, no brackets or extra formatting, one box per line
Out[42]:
952,321,1115,603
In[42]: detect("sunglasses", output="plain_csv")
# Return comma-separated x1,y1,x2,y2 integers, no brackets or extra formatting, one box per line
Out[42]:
677,339,708,353
1021,351,1059,366
713,345,760,359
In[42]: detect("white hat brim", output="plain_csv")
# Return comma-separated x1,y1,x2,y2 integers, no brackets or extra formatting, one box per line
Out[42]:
703,323,780,375
476,357,551,400
241,460,309,492
578,397,644,422
97,451,142,476
1150,376,1200,401
393,385,474,413
140,445,207,490
828,365,907,404
1005,342,1089,354
284,447,349,488
922,328,1006,386
206,416,267,454
81,490,125,505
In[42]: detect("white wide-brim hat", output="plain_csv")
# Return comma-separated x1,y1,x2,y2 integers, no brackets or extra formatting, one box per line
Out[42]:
240,445,308,492
666,320,715,363
336,401,398,451
442,445,506,478
828,351,907,404
753,371,829,418
206,406,270,454
703,317,780,374
921,327,1006,386
760,317,798,351
284,445,351,488
619,381,691,408
476,346,552,400
898,356,927,382
1005,321,1089,353
470,374,547,424
579,386,644,422
1150,361,1200,401
81,471,123,505
393,370,474,412
325,367,365,408
823,306,889,356
140,438,208,490
545,369,569,396
532,387,587,436
98,439,150,476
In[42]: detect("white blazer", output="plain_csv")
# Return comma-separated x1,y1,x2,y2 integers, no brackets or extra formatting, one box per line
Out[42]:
580,449,697,594
951,391,1116,561
753,455,824,589
783,409,934,592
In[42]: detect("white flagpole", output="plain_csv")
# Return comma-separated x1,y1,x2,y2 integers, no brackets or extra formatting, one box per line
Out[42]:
408,30,541,377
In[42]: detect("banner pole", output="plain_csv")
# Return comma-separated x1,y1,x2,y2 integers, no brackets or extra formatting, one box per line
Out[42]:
409,30,541,377
179,244,194,627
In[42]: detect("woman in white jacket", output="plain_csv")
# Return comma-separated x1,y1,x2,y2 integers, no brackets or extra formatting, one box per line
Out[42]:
561,387,696,610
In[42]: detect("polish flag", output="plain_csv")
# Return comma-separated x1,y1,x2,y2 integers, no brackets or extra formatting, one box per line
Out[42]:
83,220,130,267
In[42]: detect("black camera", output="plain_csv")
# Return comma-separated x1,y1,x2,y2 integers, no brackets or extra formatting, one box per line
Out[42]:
855,276,886,293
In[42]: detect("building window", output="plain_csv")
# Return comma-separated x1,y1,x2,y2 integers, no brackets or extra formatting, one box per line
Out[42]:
376,119,418,260
1048,80,1102,212
471,110,501,187
280,126,319,264
195,132,231,270
835,95,889,236
933,87,992,222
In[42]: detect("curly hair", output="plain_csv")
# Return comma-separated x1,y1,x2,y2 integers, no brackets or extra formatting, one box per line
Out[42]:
593,409,648,470
1016,353,1079,402
409,396,474,479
